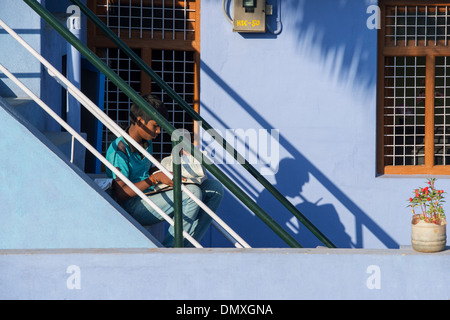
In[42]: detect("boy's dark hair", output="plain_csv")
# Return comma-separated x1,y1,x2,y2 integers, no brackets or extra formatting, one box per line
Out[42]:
130,94,168,124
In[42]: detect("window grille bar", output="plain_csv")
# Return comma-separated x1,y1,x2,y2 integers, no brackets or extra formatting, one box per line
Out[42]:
118,0,121,38
173,0,176,40
140,0,143,38
403,57,406,164
435,6,438,46
129,0,132,38
425,5,428,47
106,0,109,29
395,6,398,46
393,57,397,164
162,0,165,39
446,6,448,46
415,6,418,47
444,57,447,164
414,56,417,165
405,6,407,47
151,0,154,38
184,0,187,40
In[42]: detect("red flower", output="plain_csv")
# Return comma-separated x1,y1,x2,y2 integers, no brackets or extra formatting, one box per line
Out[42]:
409,198,413,202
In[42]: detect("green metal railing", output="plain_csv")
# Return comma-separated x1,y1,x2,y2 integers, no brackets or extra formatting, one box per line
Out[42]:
172,138,183,248
23,0,336,248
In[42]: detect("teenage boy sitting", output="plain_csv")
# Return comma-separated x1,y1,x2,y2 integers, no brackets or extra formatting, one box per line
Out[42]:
106,94,223,247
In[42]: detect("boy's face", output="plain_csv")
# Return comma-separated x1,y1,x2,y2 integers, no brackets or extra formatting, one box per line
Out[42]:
137,117,161,141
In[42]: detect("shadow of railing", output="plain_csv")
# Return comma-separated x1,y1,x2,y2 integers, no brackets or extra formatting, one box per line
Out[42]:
200,61,399,248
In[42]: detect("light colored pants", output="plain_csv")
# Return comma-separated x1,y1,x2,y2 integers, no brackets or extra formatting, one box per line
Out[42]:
122,179,224,247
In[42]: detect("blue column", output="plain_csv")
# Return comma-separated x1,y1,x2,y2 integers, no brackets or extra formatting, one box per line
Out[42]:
66,5,81,133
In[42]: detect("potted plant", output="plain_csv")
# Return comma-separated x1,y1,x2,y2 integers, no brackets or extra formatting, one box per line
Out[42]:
408,178,447,253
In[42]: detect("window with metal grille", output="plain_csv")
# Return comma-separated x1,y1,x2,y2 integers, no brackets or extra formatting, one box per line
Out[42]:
378,1,450,175
434,56,450,165
383,56,426,167
95,0,197,40
87,0,200,160
100,47,142,153
150,49,195,159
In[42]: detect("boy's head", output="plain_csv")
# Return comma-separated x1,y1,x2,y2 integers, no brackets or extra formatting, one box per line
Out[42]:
130,94,168,125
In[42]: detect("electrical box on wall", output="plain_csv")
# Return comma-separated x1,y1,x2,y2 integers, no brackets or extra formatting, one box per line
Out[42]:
233,0,269,33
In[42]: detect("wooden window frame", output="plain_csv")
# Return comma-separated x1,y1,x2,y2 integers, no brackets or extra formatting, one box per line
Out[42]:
377,0,450,175
86,0,201,153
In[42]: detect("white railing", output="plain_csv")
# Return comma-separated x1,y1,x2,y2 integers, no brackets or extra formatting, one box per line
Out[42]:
0,19,251,249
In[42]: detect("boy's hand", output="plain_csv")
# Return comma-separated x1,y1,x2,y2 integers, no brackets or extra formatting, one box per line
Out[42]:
152,172,186,187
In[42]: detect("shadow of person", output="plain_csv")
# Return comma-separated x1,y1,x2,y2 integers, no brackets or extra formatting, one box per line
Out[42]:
257,157,353,248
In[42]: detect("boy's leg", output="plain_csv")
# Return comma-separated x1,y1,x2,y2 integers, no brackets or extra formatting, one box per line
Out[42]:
122,184,203,247
162,184,204,247
187,179,224,245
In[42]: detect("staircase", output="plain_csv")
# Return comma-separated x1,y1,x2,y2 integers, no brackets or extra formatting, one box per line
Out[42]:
0,96,161,249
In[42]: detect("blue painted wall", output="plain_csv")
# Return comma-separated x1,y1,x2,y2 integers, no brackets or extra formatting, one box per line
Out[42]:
199,0,450,249
0,0,87,132
0,0,42,98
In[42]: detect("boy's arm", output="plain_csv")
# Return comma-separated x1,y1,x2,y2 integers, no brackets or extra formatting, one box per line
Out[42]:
107,147,155,202
113,171,175,202
113,176,153,202
108,146,178,202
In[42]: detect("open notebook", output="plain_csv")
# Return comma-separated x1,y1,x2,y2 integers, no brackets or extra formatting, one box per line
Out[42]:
147,153,207,194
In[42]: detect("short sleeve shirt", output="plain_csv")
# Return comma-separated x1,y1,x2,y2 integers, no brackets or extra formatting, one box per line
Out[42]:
105,136,154,193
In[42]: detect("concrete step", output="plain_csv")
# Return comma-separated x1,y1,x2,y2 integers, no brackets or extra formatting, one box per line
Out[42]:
87,173,167,243
43,131,87,172
4,97,46,132
3,98,87,171
0,97,161,250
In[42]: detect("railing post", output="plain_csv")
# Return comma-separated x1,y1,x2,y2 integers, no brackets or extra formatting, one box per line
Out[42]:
172,138,183,248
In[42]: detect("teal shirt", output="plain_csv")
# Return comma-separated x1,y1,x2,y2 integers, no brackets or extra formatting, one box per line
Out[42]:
106,136,154,193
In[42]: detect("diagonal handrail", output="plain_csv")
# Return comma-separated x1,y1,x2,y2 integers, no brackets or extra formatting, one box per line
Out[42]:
23,0,306,248
69,0,336,248
0,18,251,248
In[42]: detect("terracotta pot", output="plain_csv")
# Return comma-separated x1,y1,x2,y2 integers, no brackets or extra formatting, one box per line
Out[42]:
411,215,447,253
